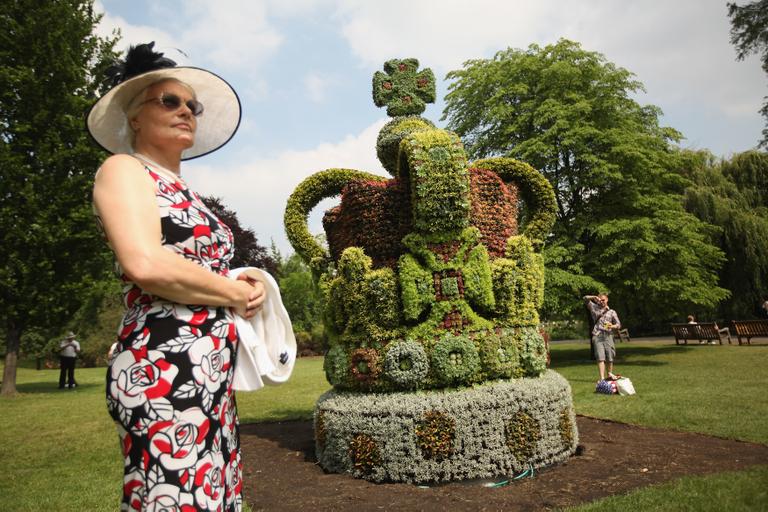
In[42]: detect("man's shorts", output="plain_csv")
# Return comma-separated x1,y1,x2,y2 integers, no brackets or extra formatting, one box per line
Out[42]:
593,333,615,362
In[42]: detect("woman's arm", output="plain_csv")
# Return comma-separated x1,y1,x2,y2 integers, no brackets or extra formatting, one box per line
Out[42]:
93,154,264,317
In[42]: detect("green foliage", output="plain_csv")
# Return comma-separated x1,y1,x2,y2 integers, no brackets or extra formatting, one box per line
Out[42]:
0,0,119,394
490,236,545,326
727,0,768,148
372,58,436,117
376,116,434,175
276,253,327,352
397,252,434,321
676,150,768,319
284,168,387,273
326,247,403,347
519,328,547,376
443,39,727,330
429,332,481,386
478,331,521,379
541,241,605,320
589,194,728,326
382,339,429,389
402,129,470,234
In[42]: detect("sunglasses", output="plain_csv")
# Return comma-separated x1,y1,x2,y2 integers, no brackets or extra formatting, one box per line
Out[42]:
141,93,204,117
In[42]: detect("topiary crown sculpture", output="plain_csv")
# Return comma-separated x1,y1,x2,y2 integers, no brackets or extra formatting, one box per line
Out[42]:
285,58,557,392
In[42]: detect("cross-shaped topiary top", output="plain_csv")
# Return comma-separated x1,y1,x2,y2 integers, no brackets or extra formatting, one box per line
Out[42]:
373,58,436,117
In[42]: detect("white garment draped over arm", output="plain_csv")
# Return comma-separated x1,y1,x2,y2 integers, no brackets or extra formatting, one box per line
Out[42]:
229,267,297,391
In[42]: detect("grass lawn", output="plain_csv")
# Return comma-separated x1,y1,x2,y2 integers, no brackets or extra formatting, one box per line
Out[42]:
0,341,765,511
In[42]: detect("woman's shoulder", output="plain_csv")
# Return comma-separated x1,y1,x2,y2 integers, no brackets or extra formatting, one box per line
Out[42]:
95,154,146,182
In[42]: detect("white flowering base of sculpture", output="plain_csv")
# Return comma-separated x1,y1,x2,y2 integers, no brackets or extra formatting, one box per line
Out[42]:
314,370,578,483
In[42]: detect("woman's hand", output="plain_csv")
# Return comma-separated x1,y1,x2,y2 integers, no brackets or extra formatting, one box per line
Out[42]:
232,272,266,319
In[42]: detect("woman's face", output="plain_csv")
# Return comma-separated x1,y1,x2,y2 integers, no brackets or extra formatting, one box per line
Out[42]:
131,79,198,152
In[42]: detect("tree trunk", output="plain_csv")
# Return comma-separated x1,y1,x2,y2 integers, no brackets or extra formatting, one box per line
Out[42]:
1,327,21,396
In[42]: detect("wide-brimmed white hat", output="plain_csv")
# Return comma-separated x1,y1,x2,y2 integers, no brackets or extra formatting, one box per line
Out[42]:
86,43,241,161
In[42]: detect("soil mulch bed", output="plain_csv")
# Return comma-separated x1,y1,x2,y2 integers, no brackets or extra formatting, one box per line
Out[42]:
240,416,768,511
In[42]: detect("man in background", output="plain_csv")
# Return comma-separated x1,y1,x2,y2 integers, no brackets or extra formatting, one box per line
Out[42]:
583,294,621,381
58,332,80,389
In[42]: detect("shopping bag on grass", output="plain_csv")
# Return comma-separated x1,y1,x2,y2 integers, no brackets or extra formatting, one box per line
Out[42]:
616,377,636,396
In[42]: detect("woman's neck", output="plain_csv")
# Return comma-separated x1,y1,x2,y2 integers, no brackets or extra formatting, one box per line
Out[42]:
132,144,182,175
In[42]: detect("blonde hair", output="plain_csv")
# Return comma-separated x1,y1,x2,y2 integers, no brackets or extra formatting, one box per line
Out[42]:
124,78,196,149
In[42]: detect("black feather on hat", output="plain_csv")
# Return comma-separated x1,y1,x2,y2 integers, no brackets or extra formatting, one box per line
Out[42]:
105,42,177,87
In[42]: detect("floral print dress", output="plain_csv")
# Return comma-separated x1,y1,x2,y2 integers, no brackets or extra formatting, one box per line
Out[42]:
100,165,242,511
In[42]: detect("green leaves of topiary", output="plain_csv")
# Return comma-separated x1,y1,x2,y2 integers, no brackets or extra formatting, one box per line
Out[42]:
430,332,480,386
373,58,436,117
383,339,429,389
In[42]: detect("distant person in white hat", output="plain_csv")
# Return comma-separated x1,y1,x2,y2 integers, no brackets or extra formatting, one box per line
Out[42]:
58,332,80,389
88,42,266,511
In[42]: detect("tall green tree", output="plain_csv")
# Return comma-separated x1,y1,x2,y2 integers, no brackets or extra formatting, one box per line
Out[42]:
679,150,768,319
0,0,118,395
728,0,768,148
443,39,727,329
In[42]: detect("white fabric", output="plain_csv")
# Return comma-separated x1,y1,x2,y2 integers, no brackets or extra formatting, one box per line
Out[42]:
616,377,636,396
229,268,296,391
59,339,80,358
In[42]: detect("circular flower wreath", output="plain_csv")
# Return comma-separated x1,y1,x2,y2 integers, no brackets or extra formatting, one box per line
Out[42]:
350,348,381,383
479,331,520,379
430,333,480,386
383,339,429,389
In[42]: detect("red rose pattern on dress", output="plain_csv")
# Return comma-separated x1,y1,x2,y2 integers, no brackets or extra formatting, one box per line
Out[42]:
100,166,242,511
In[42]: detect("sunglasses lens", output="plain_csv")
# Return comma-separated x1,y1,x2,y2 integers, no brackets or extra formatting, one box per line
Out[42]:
160,94,181,109
187,100,204,116
159,94,204,116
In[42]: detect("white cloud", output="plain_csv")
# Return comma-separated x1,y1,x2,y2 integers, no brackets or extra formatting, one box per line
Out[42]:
94,2,184,58
174,0,283,71
304,72,335,103
184,119,389,255
335,0,765,140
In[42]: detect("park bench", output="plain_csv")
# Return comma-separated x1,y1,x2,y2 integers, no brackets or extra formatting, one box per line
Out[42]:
731,319,768,345
671,322,729,345
612,327,630,342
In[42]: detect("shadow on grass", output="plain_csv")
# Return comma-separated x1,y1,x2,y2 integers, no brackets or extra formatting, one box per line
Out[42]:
12,381,101,394
550,343,692,369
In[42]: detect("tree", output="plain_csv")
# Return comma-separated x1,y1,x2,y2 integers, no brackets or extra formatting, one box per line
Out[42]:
728,0,768,148
0,1,118,395
678,150,768,319
199,195,278,275
443,39,727,329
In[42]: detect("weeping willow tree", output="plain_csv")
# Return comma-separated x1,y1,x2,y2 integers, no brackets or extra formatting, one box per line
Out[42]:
678,150,768,320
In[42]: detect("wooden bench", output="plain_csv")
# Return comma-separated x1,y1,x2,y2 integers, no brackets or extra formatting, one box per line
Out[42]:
671,323,729,345
611,327,630,342
731,319,768,345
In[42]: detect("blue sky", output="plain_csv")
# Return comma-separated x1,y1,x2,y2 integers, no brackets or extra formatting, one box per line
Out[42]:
96,0,765,256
